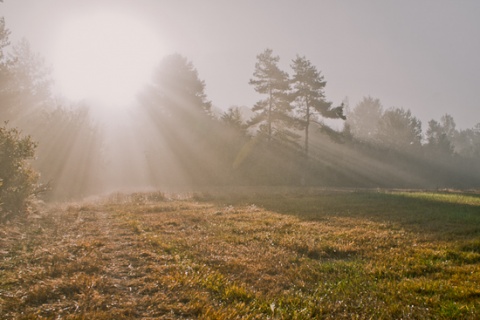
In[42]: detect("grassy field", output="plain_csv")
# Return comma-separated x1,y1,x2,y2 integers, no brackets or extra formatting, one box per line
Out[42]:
1,188,479,319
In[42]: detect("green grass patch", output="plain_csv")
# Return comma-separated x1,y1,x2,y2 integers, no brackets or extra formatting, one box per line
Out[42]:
1,188,479,319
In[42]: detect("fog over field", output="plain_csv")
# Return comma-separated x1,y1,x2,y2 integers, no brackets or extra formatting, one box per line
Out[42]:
1,3,480,318
1,1,480,200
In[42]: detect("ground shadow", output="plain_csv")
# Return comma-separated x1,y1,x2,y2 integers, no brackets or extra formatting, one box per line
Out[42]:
196,187,480,241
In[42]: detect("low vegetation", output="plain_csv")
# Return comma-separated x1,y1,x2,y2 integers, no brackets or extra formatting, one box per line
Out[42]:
0,124,38,221
1,189,479,319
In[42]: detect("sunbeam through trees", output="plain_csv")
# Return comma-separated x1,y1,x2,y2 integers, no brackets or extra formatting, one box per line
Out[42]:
0,16,480,209
1,3,480,318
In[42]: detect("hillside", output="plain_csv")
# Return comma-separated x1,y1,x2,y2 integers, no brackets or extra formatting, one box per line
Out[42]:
1,189,480,319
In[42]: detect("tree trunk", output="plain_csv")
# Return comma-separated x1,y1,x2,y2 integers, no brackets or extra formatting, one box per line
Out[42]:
305,99,310,157
268,86,272,142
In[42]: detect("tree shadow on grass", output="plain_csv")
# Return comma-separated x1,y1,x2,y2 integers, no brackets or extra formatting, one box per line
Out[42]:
201,188,480,241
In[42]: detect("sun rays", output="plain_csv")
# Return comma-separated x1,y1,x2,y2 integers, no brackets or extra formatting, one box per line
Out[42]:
52,11,163,108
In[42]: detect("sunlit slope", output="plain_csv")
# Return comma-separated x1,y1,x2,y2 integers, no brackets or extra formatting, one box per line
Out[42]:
1,189,479,318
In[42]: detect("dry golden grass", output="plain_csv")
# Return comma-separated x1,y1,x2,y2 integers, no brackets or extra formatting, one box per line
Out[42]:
1,189,479,319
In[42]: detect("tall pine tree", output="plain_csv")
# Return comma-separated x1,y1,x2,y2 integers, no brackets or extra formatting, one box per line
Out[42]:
291,55,345,156
249,49,295,143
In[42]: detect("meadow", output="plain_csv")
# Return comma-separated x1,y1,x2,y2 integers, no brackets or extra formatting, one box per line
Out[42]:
1,188,479,319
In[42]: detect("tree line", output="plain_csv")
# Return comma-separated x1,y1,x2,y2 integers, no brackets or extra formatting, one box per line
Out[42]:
0,17,103,219
137,48,480,189
1,16,480,219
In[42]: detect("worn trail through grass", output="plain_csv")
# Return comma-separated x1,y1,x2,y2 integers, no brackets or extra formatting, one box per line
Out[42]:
1,189,480,319
1,203,183,318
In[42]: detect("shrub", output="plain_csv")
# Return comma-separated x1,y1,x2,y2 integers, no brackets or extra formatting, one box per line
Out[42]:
0,123,38,221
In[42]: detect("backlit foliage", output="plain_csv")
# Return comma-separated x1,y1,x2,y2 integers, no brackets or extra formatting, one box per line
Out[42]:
0,124,38,220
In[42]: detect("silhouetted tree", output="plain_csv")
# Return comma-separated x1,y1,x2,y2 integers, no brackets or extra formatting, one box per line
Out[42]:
290,55,345,156
139,54,230,186
425,115,456,156
149,53,211,118
0,17,13,121
454,123,480,158
221,106,248,137
346,96,383,143
1,38,52,124
377,107,422,151
249,49,296,143
0,23,103,200
0,17,8,56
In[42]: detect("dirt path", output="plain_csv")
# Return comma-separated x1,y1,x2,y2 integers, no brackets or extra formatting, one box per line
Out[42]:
2,191,479,319
0,203,198,319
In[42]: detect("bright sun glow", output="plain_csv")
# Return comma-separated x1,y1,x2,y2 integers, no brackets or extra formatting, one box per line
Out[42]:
52,11,162,107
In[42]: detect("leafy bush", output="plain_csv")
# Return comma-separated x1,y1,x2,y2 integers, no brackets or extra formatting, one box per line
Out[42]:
0,123,38,220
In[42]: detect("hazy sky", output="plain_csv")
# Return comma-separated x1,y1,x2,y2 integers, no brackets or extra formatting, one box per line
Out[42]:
2,0,480,129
